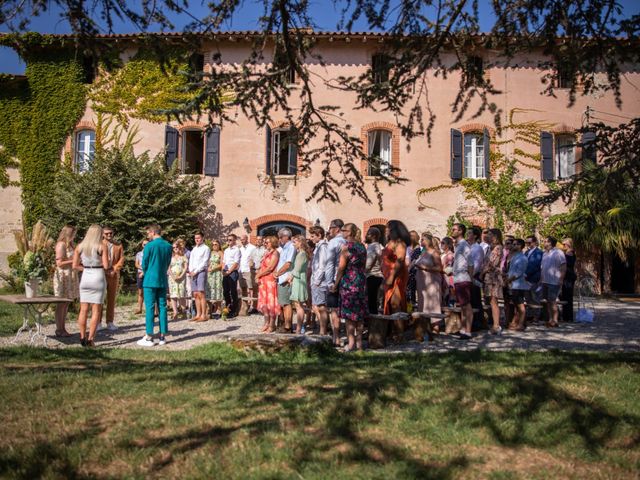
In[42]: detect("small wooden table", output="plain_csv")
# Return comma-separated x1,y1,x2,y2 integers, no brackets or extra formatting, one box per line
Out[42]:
0,295,73,346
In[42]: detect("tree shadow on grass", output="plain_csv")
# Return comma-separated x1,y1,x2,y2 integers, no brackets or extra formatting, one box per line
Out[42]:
0,348,638,478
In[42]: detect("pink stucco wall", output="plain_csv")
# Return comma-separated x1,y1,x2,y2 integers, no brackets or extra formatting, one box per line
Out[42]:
2,35,639,282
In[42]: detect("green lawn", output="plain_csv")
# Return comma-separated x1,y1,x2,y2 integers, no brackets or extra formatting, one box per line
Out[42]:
0,346,638,479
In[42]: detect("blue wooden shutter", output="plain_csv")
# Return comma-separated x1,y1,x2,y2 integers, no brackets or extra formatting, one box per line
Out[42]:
581,131,596,167
288,130,297,175
450,129,463,180
204,127,220,176
483,128,490,179
165,125,178,170
540,131,554,181
265,125,272,175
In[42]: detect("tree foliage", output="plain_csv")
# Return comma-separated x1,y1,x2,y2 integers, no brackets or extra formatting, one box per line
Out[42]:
45,144,215,281
1,0,637,208
533,119,640,260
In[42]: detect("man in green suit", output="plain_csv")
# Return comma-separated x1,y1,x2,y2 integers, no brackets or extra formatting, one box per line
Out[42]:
137,224,173,347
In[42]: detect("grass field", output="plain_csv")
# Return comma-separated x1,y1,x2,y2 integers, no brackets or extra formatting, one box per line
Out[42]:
0,346,638,479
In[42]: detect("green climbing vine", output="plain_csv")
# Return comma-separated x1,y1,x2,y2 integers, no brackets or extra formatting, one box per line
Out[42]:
0,34,208,226
89,50,200,127
418,108,558,237
0,34,87,226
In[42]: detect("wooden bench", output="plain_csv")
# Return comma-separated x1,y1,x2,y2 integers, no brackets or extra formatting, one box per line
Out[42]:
366,311,449,349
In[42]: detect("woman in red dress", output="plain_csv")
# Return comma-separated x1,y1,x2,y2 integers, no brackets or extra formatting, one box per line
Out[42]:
382,220,410,341
256,236,281,333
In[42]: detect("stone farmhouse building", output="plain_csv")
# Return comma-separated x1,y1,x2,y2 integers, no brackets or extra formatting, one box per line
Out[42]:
0,30,638,293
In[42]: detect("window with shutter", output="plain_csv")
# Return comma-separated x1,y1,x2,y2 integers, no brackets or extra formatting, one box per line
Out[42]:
540,131,554,181
463,132,485,179
555,134,576,179
581,131,596,166
204,127,220,176
367,130,392,176
270,128,297,175
183,130,204,174
372,53,390,84
450,129,463,180
165,126,178,170
75,129,95,173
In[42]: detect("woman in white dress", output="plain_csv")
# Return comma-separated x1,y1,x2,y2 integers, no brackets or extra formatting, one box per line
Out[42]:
72,224,109,347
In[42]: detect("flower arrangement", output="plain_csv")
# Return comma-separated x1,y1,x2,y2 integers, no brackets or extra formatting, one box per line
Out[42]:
221,307,230,321
10,220,55,286
22,250,48,280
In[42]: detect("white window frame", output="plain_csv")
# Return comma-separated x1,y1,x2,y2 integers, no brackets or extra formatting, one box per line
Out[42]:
271,129,296,176
463,132,485,179
367,129,392,177
75,129,95,173
555,134,576,179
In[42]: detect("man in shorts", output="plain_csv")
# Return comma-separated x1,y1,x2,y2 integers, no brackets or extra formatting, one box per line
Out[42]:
541,236,566,328
309,226,330,335
274,228,296,332
506,239,529,331
188,231,211,322
239,234,258,314
451,223,473,340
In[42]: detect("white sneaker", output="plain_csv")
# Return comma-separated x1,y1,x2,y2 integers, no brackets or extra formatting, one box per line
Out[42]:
136,336,155,347
158,336,166,346
96,323,105,331
107,322,118,332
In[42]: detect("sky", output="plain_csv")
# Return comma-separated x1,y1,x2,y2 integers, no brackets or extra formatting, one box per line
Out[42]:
1,0,639,74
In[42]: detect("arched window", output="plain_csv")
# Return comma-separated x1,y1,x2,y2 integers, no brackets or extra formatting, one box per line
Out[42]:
463,132,486,179
555,134,576,179
367,129,392,176
75,129,95,173
258,221,305,238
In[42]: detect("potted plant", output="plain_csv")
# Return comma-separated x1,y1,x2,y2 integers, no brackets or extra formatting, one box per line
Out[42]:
12,221,54,298
22,250,48,297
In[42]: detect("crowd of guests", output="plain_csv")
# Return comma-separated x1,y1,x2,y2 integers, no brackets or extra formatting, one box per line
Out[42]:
50,219,577,350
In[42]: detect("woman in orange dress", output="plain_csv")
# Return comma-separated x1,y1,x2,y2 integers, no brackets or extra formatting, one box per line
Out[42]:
256,235,281,333
382,220,411,341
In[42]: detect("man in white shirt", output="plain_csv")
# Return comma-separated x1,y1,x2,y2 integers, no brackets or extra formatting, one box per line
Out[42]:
324,219,346,346
222,233,241,318
239,234,258,314
480,228,491,257
273,228,296,332
188,231,211,322
252,236,266,270
541,236,567,328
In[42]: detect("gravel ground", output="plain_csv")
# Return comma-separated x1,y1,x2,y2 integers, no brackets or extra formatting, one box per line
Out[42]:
1,298,639,353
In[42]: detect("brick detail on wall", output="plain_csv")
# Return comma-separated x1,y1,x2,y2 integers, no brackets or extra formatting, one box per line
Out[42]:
360,121,400,176
64,120,97,156
176,121,206,132
362,217,389,236
551,124,577,135
458,123,497,153
249,213,313,235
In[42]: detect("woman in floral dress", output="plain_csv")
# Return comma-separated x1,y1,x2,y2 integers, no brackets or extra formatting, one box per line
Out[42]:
256,236,280,333
168,240,188,320
207,240,224,316
482,228,504,335
334,223,367,351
